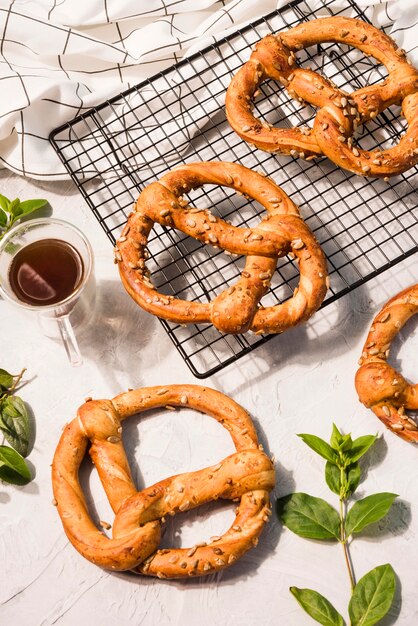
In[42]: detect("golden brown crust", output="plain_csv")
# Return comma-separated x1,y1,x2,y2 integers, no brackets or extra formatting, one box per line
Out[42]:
225,17,418,177
52,385,276,577
355,284,418,442
116,161,328,334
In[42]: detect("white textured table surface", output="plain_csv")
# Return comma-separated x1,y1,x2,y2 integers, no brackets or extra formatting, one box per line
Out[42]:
0,168,417,626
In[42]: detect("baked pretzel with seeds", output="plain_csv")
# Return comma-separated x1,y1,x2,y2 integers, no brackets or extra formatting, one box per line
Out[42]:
355,284,418,442
116,161,328,335
225,16,418,178
52,385,275,578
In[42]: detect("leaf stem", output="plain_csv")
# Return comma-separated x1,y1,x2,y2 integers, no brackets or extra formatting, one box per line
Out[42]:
340,495,356,592
0,367,26,402
9,367,26,394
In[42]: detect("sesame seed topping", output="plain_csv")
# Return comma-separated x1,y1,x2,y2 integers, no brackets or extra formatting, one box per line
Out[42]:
379,312,391,323
322,123,329,130
292,238,304,249
382,405,391,416
186,218,196,227
100,520,111,530
242,125,251,132
107,436,120,444
159,209,170,217
352,147,360,157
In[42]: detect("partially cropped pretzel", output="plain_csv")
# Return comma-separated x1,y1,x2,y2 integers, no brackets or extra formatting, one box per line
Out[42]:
226,16,418,177
52,385,275,577
355,284,418,442
115,161,328,334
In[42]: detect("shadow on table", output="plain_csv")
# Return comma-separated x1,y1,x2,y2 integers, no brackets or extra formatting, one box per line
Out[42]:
77,278,159,390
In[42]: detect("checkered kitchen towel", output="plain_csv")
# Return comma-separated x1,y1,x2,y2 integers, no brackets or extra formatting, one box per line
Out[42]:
0,0,417,180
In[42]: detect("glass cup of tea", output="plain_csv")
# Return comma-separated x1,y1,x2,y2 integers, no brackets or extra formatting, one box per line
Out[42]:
0,218,95,366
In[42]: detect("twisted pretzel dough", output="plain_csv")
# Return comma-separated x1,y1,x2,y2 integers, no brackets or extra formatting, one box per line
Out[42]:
355,284,418,442
52,385,275,577
116,161,328,334
226,16,418,177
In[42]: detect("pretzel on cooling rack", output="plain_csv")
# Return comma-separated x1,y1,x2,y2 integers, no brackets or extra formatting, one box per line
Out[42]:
115,161,328,335
52,385,275,578
355,284,418,442
225,16,418,178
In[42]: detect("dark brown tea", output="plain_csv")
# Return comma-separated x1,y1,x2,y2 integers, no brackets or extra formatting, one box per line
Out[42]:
9,238,84,306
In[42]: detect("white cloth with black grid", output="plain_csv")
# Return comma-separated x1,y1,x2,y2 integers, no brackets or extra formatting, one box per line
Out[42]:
0,0,417,179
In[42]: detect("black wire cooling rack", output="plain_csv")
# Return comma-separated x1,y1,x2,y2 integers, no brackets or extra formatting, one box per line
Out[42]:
50,0,418,378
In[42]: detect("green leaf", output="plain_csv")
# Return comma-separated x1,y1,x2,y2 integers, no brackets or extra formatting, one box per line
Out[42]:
0,208,7,228
290,587,345,626
0,395,30,457
298,434,339,464
8,197,21,217
330,424,353,451
345,463,361,498
325,462,361,499
0,368,14,390
18,199,48,216
346,435,377,464
0,193,10,212
0,445,31,485
325,462,342,496
345,493,398,536
278,492,340,540
349,564,396,626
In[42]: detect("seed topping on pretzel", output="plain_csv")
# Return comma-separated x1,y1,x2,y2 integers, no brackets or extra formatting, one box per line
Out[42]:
52,385,275,577
116,161,328,335
355,284,418,442
226,17,418,177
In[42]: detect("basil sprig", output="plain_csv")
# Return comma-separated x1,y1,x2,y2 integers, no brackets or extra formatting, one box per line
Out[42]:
0,368,32,485
277,424,398,626
0,194,47,240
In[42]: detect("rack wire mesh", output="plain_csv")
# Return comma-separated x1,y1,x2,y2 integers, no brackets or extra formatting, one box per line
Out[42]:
50,0,418,378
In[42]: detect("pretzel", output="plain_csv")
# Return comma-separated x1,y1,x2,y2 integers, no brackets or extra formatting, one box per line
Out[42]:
115,161,328,334
355,284,418,442
52,385,275,577
225,16,418,178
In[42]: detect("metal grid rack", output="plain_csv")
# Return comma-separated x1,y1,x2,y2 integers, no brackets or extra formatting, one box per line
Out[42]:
50,0,418,378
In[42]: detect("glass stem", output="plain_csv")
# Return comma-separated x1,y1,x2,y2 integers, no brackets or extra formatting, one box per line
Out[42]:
57,315,83,367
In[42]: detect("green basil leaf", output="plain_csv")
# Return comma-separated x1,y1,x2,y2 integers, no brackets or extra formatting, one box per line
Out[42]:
345,493,398,536
290,587,345,626
325,462,342,496
329,424,352,452
325,462,361,499
344,463,361,498
0,193,10,212
0,395,30,457
0,445,31,485
278,492,340,540
0,208,7,228
346,435,377,464
0,368,14,390
8,198,21,217
298,434,339,464
348,564,396,626
330,424,344,449
18,199,48,216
